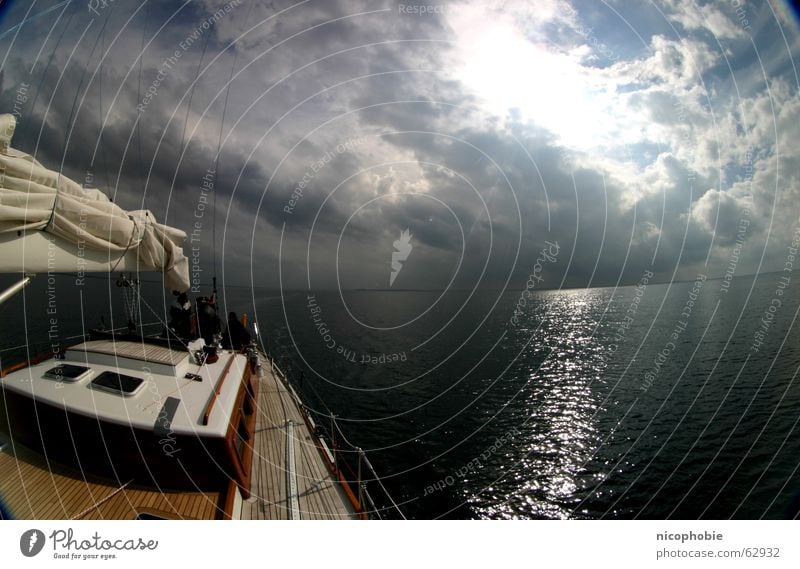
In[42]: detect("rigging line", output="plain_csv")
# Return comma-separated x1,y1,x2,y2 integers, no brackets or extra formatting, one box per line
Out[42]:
137,288,183,348
0,1,72,42
108,214,139,274
371,469,407,519
134,288,193,352
136,1,151,190
61,2,112,178
0,344,30,354
178,14,213,158
96,3,113,195
44,20,97,231
212,2,255,288
24,0,75,148
134,3,151,329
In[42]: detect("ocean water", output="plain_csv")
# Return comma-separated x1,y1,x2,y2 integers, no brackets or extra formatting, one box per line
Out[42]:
254,273,800,520
2,271,799,519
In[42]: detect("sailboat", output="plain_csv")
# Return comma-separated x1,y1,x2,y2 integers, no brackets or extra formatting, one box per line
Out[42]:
0,113,399,520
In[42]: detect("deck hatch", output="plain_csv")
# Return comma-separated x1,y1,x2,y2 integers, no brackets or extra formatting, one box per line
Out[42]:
42,364,92,383
90,371,145,397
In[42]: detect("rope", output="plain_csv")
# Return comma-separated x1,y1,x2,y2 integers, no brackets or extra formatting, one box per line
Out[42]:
108,215,140,275
69,479,134,520
118,275,141,329
44,183,60,232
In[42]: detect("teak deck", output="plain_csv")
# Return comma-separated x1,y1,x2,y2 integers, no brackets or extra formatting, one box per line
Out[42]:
239,363,354,520
0,443,223,520
0,360,355,520
70,339,187,366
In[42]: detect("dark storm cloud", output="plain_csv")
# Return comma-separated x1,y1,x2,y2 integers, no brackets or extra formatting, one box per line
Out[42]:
0,0,797,290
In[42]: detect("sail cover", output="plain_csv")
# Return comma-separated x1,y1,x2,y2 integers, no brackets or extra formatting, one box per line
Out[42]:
0,114,189,291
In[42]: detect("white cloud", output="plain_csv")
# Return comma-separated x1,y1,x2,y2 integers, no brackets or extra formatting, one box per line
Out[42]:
661,0,747,40
608,35,719,87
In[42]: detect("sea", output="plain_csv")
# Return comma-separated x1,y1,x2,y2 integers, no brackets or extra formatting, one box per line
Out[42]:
1,270,799,519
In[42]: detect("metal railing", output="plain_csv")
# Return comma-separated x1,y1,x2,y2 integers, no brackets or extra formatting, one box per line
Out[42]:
266,352,405,520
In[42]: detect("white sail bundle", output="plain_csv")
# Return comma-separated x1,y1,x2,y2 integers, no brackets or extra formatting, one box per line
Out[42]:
0,114,189,291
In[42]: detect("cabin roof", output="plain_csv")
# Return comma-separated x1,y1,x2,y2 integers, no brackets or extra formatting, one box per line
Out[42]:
1,343,247,438
71,339,186,366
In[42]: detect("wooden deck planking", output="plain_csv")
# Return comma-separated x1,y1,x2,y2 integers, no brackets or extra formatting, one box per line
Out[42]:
0,354,355,520
296,424,334,517
0,447,114,518
239,364,355,520
283,386,353,519
78,486,220,520
256,422,281,519
301,429,353,518
252,389,287,519
71,340,186,366
299,436,342,518
0,443,221,520
262,377,288,519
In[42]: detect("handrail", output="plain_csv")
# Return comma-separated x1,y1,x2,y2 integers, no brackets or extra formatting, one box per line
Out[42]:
201,353,236,426
266,351,406,519
326,414,406,519
361,449,407,519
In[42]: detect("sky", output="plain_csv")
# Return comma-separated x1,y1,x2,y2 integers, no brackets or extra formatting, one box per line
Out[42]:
0,0,798,292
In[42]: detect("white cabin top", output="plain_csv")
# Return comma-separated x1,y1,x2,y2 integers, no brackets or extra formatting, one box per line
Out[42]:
1,338,247,438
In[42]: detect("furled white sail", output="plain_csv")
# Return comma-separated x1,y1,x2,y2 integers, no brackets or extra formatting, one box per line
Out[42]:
0,114,189,291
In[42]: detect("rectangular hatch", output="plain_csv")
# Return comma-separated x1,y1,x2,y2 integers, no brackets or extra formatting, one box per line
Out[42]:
42,364,92,383
90,371,145,397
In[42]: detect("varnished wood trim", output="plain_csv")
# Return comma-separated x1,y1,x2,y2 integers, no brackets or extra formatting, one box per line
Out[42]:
240,368,258,498
221,480,238,520
1,349,63,378
222,364,257,499
201,353,236,426
336,468,367,520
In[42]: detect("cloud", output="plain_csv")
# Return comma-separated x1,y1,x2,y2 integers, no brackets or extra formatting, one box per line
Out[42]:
661,0,748,40
0,0,796,291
